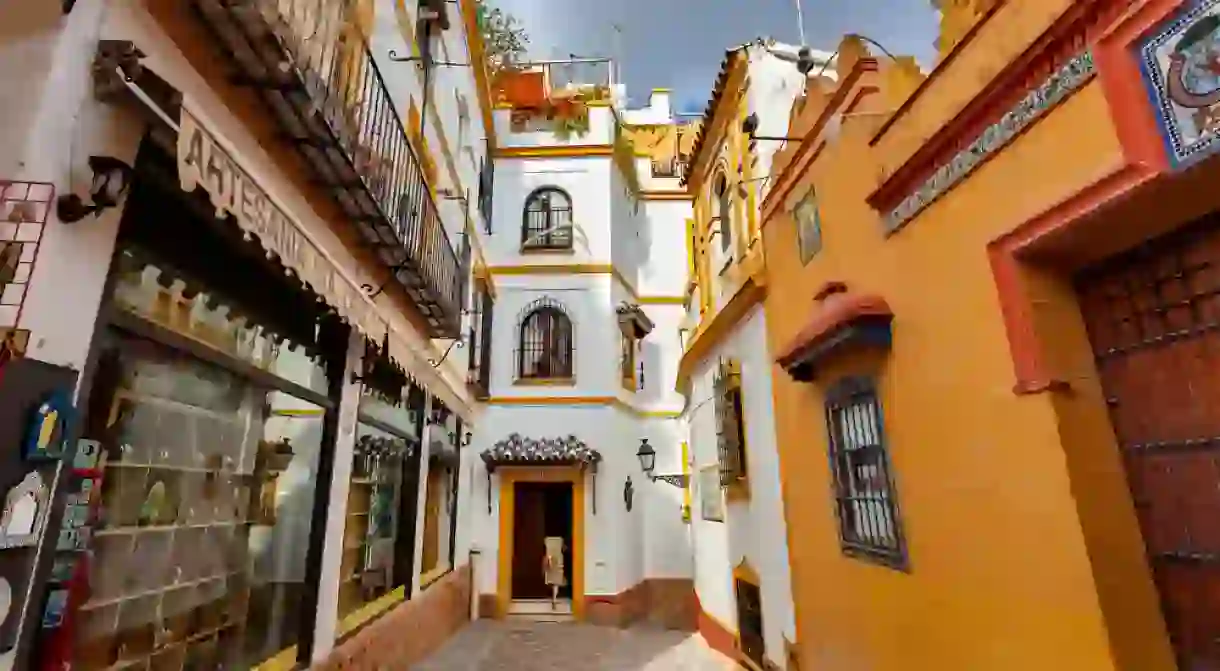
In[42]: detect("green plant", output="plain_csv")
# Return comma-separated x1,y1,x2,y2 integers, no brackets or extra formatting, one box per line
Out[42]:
475,0,529,75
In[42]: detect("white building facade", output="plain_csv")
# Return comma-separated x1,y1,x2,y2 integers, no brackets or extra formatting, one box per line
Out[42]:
679,41,834,671
463,66,699,625
0,1,491,669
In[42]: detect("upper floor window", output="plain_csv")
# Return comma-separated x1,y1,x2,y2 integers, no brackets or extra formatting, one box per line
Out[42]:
517,298,574,380
793,188,822,263
825,376,907,569
714,174,732,253
477,146,494,233
713,358,748,487
521,187,573,251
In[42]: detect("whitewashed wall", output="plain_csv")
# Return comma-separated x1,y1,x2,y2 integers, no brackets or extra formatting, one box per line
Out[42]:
687,306,796,668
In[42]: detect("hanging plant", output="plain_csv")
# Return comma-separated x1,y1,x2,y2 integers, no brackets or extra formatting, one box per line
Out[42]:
475,0,530,77
547,96,591,140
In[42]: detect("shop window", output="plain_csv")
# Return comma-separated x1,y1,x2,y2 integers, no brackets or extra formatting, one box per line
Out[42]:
419,401,458,587
521,187,573,251
334,390,420,631
824,376,907,569
65,315,330,669
713,358,748,493
793,188,822,264
516,298,574,381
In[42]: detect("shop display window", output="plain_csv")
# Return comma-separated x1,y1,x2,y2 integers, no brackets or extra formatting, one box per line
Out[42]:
64,278,332,670
334,393,417,629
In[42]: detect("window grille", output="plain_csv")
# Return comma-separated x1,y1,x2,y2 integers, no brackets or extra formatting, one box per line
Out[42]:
521,187,573,250
516,297,574,379
713,359,747,486
824,376,907,568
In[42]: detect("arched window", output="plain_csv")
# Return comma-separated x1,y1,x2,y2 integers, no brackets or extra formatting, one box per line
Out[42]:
714,174,732,253
517,299,574,379
522,187,574,250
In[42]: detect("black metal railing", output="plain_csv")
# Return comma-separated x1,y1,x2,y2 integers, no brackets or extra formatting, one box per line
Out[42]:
193,0,463,338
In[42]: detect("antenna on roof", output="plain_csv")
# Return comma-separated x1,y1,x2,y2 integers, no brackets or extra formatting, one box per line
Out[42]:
793,0,807,46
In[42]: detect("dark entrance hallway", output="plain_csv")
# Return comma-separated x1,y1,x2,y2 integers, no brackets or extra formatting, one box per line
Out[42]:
511,482,573,601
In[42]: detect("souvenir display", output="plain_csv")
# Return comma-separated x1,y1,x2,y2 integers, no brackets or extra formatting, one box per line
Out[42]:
23,388,74,462
0,471,49,549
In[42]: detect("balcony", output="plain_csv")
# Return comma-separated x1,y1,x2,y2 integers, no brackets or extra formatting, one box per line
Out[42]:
192,0,462,338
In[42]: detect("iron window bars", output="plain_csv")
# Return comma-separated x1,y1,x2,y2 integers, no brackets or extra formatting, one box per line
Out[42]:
713,359,748,486
824,376,907,569
521,187,574,250
516,297,574,380
192,0,463,338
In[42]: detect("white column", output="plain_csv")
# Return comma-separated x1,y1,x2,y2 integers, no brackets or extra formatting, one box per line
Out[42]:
310,330,363,663
411,393,435,594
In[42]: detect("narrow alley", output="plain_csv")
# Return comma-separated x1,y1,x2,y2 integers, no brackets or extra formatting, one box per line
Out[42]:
413,621,737,671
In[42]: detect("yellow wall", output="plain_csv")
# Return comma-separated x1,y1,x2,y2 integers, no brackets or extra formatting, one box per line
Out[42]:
762,33,1172,671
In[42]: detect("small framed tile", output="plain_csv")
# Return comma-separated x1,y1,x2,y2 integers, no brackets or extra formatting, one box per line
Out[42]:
15,224,41,243
1,283,24,307
0,305,17,327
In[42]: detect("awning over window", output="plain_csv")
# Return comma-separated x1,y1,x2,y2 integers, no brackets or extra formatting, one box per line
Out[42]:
616,302,655,338
775,286,893,382
481,433,602,471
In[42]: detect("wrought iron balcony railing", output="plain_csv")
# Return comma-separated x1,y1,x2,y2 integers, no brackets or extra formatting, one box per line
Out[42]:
193,0,463,338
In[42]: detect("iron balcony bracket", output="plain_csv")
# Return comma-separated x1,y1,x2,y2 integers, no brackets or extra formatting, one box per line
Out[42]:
652,474,689,489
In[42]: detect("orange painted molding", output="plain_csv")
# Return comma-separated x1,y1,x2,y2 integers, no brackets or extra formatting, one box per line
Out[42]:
867,0,1134,215
987,0,1177,395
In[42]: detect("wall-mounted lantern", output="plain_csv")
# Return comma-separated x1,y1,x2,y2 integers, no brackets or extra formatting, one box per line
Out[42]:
636,438,688,489
56,156,133,224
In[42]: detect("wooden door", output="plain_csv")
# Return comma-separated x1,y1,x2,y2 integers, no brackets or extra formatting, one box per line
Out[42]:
1076,214,1220,670
511,486,547,599
420,463,443,574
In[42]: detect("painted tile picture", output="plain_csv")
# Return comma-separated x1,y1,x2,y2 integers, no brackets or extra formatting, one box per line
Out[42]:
1141,0,1220,167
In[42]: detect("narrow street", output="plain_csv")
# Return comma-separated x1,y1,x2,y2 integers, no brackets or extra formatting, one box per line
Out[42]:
413,620,738,670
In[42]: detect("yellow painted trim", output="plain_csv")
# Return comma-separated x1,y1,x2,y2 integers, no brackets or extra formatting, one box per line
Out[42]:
685,59,748,193
336,585,407,638
270,408,324,417
652,87,673,93
489,264,613,276
676,277,766,384
484,395,682,419
637,295,685,305
487,395,617,406
420,564,452,589
253,647,297,671
494,145,615,159
460,0,497,150
519,247,578,256
497,466,586,620
513,377,576,387
639,190,693,201
681,441,692,521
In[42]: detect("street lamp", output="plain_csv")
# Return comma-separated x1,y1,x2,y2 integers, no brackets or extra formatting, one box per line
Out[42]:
635,438,687,489
56,155,134,224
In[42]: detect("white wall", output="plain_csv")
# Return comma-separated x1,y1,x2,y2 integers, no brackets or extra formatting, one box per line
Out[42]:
687,306,796,668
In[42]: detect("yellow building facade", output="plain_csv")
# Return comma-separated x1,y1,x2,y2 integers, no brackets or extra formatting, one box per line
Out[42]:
761,0,1220,668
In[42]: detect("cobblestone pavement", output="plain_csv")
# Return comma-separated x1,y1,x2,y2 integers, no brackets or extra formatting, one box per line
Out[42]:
412,620,738,670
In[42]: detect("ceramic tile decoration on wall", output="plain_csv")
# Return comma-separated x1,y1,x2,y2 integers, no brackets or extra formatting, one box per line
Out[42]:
1140,0,1220,168
0,181,53,330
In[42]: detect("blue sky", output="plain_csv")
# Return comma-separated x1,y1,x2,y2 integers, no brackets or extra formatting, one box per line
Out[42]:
488,0,941,113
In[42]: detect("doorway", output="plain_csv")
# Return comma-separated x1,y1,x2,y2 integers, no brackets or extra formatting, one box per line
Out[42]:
1075,212,1220,669
511,482,573,602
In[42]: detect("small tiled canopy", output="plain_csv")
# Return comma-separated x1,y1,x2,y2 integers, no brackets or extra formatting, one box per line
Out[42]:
775,283,894,382
481,433,604,514
481,433,602,470
615,302,655,338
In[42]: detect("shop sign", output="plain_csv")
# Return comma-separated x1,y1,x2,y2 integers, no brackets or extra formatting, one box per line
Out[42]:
1140,0,1220,168
177,107,382,338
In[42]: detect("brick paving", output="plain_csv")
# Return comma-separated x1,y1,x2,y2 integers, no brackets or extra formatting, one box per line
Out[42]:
411,620,739,670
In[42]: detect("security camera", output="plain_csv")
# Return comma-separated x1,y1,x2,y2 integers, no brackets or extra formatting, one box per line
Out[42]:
742,113,759,137
796,46,817,75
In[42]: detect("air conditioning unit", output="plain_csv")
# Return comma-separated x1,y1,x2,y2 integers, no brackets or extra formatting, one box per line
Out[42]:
418,0,451,31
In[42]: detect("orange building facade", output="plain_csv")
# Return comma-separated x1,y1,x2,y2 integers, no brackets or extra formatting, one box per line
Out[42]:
761,0,1220,668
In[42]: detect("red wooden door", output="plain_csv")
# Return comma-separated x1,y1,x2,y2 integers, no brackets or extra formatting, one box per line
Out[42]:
1076,214,1220,670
